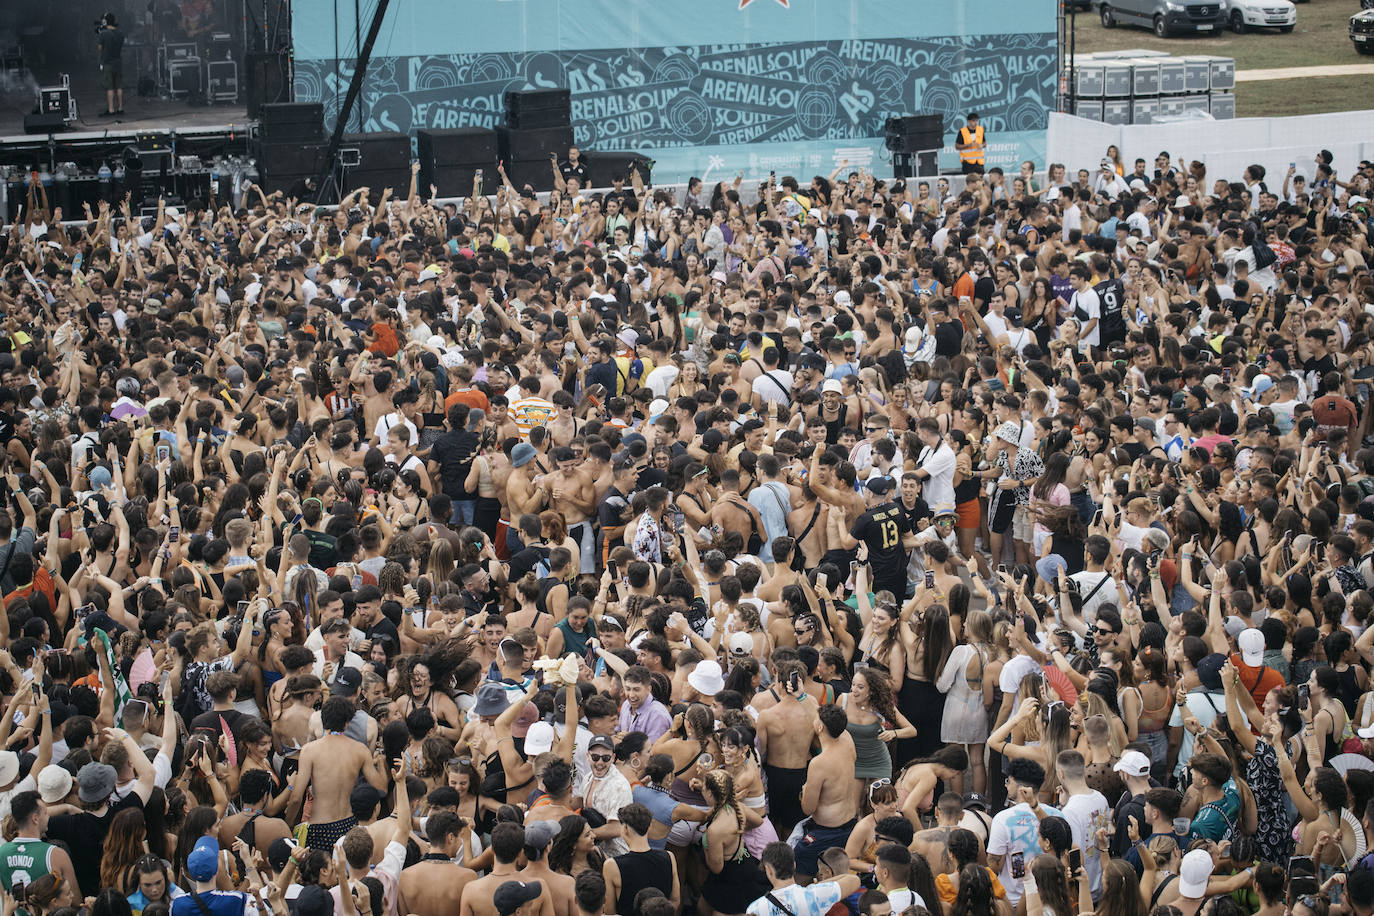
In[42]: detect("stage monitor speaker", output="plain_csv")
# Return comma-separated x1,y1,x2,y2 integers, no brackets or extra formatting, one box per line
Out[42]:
261,102,324,143
23,111,68,134
587,152,652,187
245,51,288,118
496,126,574,163
416,127,498,167
504,89,571,129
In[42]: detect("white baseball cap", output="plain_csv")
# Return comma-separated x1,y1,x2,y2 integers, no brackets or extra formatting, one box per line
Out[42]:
1238,628,1265,667
523,721,556,756
1113,750,1151,778
728,632,754,657
1178,849,1214,898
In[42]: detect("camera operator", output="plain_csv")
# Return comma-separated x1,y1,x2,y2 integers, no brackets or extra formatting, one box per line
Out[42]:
96,13,125,117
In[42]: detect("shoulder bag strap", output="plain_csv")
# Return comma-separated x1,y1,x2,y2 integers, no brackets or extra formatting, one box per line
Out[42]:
766,893,800,916
761,370,792,403
1079,573,1110,608
795,502,823,544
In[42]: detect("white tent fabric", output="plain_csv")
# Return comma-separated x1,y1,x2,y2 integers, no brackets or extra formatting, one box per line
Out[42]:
1045,110,1374,190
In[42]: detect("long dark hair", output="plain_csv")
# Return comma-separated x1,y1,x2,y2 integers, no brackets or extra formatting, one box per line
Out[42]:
918,604,955,681
1033,452,1071,501
950,863,997,916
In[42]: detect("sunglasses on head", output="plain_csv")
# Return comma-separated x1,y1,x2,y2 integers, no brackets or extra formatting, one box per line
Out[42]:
868,777,892,801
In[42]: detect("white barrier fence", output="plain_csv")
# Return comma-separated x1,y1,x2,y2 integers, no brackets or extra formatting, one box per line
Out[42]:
1045,110,1374,190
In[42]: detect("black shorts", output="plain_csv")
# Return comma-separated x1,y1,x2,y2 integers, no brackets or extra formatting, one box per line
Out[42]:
990,489,1017,534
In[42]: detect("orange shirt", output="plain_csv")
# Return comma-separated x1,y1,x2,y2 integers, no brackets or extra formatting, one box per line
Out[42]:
5,567,55,613
368,322,400,357
445,387,490,415
952,272,976,301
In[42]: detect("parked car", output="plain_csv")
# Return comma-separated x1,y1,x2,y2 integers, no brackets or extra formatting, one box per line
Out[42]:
1222,0,1296,31
1097,0,1229,36
1353,6,1374,52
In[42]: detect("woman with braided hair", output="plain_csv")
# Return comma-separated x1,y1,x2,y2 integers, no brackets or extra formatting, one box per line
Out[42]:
698,769,769,916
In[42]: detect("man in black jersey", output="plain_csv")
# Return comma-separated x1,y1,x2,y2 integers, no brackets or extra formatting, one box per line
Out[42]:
840,477,916,600
1093,271,1127,348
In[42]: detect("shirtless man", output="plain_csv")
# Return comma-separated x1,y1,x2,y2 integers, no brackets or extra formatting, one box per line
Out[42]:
399,811,477,916
755,538,804,604
505,442,547,522
912,792,969,876
808,449,866,571
218,770,292,857
787,484,826,570
516,820,576,916
793,703,859,883
757,660,821,840
488,397,521,444
707,469,764,545
459,823,555,916
285,696,388,849
542,447,597,574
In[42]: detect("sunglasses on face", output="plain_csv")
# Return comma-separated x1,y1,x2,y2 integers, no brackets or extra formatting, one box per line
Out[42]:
589,753,613,763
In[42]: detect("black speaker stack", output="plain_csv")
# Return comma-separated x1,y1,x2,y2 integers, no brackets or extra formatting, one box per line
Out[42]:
338,131,411,195
497,89,573,193
257,102,326,194
416,128,497,199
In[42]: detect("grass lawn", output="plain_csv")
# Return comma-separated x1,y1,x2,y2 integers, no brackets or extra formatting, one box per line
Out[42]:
1070,0,1371,115
1236,74,1371,116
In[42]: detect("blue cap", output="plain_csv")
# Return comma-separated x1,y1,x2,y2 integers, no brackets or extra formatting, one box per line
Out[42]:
88,466,112,490
186,835,220,882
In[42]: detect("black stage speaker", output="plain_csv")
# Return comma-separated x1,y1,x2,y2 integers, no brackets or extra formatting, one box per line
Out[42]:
245,51,288,118
23,111,68,134
496,126,574,163
884,114,943,153
502,159,559,193
257,141,328,177
416,128,498,198
260,102,324,143
417,127,497,167
587,152,652,187
504,89,571,129
339,131,410,194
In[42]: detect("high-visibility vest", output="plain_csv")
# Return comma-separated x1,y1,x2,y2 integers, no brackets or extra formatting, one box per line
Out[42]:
958,124,985,165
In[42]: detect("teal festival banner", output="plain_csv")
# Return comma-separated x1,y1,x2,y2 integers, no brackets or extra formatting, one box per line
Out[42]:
291,0,1057,184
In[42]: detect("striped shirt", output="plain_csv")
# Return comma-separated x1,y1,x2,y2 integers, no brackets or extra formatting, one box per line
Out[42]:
510,396,556,439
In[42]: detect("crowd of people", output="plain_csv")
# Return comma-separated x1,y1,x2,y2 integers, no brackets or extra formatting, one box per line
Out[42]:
0,141,1369,916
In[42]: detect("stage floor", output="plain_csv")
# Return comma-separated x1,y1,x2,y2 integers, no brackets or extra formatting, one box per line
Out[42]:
0,70,248,138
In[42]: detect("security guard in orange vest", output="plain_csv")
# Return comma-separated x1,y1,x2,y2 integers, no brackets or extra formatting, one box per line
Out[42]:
956,111,986,175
